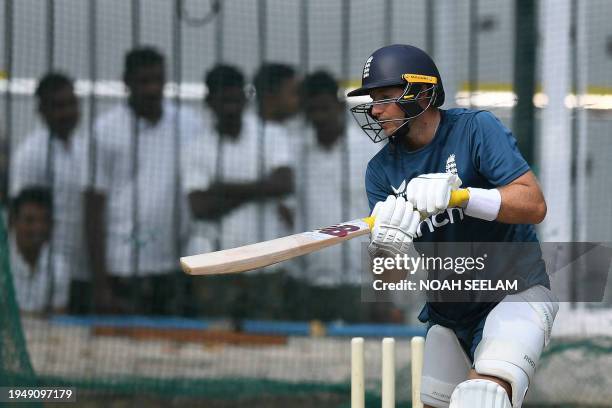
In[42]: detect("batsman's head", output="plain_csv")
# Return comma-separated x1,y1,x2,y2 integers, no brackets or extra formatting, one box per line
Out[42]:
347,44,444,143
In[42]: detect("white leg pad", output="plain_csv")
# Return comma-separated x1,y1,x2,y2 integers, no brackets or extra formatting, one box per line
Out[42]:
474,285,559,408
420,325,471,408
475,358,528,408
449,379,512,408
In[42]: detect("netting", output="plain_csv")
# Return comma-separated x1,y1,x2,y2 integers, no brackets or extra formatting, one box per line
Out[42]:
0,212,42,408
1,0,611,406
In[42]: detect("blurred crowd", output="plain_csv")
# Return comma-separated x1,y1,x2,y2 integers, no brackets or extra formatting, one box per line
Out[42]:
2,45,403,324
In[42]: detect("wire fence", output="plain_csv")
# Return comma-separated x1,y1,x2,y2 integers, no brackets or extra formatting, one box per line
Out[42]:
1,0,611,406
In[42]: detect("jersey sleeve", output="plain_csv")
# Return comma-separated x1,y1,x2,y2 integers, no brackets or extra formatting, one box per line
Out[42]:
469,111,531,186
365,158,390,212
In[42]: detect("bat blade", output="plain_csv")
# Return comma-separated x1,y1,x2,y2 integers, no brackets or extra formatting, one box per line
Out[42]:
180,217,374,275
181,189,469,276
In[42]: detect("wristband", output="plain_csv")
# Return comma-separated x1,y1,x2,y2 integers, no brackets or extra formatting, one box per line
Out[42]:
464,187,501,221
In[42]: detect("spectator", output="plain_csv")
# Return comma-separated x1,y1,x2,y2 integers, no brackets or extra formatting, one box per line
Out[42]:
183,64,294,320
253,63,301,125
185,64,295,251
9,72,90,313
86,46,204,315
9,187,68,314
252,63,299,242
285,70,383,322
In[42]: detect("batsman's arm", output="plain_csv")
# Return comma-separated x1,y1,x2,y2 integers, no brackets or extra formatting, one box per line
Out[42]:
496,171,546,224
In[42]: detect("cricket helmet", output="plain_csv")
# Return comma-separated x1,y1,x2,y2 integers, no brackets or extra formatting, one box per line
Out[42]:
348,44,445,142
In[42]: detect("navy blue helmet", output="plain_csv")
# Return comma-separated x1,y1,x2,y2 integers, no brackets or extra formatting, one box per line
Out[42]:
348,44,445,142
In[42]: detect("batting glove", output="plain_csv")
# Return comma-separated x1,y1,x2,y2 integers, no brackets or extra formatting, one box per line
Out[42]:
405,173,462,216
368,195,421,259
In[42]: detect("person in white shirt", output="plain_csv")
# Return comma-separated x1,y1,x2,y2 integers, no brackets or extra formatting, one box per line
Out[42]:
185,64,292,253
86,47,203,315
9,73,90,313
286,71,401,323
184,64,296,320
9,187,69,314
252,63,301,244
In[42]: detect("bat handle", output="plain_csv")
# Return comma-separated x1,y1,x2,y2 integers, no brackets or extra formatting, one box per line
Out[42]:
363,188,470,230
448,188,470,208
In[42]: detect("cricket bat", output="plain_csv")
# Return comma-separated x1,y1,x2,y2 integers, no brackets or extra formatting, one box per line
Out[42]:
181,189,470,276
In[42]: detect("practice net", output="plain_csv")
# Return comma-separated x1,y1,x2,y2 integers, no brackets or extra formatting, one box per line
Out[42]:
1,0,611,406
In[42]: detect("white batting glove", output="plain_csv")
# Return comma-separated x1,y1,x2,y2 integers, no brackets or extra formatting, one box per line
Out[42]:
368,195,421,259
405,173,462,216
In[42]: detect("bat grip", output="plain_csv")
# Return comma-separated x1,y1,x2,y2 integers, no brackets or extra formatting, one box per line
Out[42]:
448,188,470,208
363,188,470,230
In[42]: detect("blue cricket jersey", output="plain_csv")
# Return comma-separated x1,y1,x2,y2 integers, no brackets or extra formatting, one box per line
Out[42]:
365,108,550,328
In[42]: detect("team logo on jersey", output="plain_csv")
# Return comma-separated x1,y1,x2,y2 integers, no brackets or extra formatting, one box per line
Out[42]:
446,154,457,175
417,208,464,238
363,56,373,78
391,180,407,197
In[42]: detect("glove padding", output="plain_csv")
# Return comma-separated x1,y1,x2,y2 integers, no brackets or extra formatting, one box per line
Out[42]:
405,173,462,216
368,195,421,258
